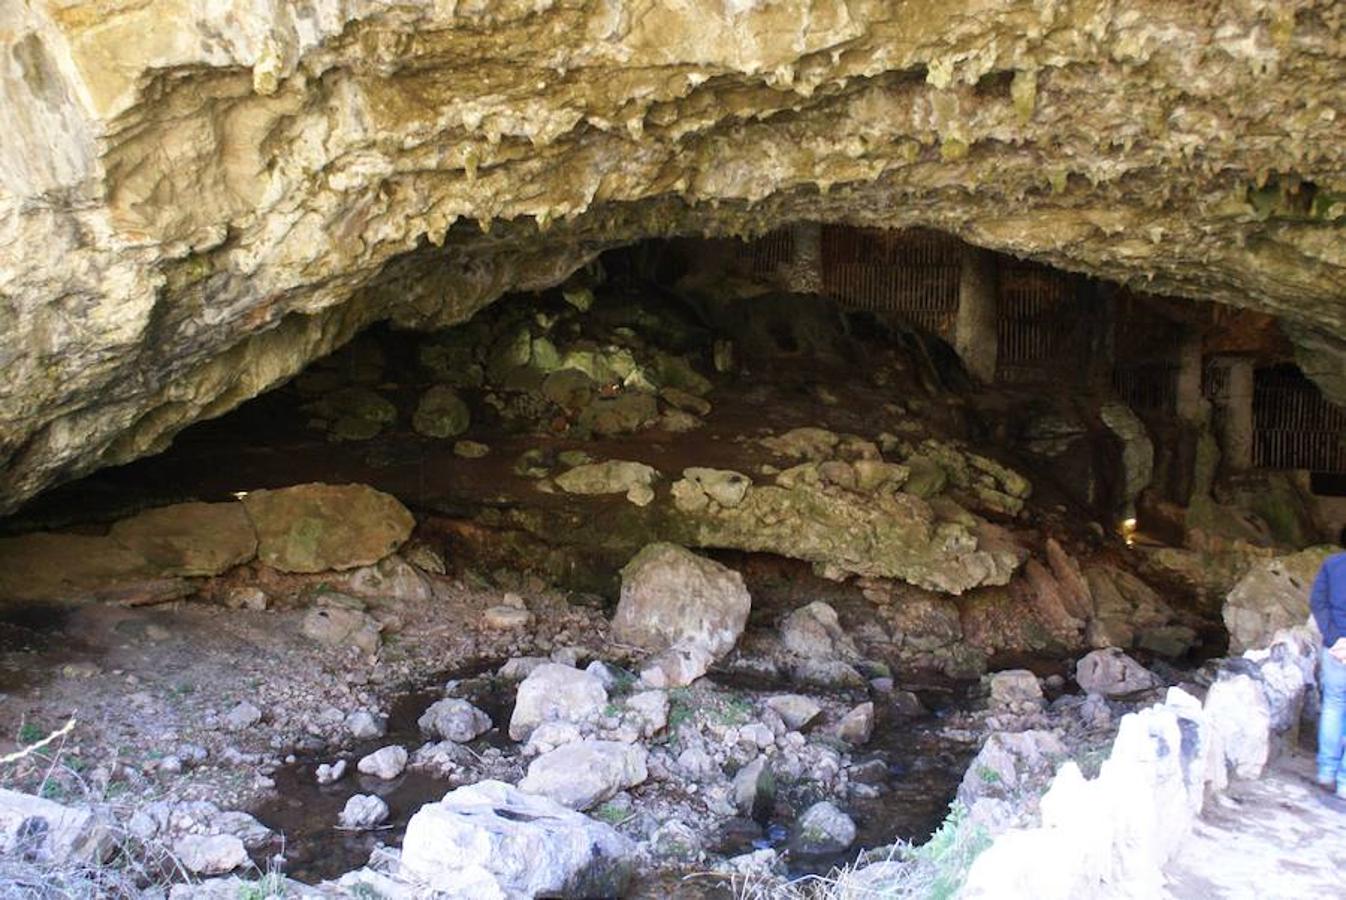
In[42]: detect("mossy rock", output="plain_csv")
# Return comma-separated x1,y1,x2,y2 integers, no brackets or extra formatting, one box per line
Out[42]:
413,385,471,439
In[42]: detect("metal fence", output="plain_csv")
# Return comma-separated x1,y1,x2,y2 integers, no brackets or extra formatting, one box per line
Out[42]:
1253,367,1346,473
819,226,962,339
995,260,1085,383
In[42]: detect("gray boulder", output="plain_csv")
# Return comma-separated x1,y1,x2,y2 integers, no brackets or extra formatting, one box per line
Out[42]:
338,795,389,831
357,745,407,780
174,834,248,875
509,664,607,741
790,801,856,856
418,698,492,743
780,601,859,660
0,789,109,864
612,543,752,687
1074,648,1163,697
399,780,634,897
518,741,648,810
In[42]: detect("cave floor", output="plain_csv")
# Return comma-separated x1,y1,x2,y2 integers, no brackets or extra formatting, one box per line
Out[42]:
1163,751,1346,899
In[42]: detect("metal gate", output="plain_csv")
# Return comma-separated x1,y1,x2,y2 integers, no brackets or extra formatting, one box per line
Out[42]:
819,226,961,339
1253,366,1346,473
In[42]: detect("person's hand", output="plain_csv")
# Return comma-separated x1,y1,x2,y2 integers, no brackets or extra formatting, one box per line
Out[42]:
1331,637,1346,663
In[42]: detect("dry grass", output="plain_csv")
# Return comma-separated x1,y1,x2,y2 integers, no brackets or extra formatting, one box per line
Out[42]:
0,720,193,899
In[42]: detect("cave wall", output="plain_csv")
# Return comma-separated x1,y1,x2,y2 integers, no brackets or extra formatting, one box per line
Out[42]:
2,0,1345,512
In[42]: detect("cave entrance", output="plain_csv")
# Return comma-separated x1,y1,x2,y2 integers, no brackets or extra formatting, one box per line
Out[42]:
2,222,1339,892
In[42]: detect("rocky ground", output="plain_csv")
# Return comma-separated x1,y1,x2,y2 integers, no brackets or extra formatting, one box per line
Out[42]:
0,277,1246,897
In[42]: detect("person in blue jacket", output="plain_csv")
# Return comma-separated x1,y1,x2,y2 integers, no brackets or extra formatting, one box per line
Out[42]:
1311,542,1346,794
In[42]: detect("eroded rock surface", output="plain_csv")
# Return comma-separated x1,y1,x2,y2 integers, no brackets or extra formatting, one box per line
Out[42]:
3,2,1346,510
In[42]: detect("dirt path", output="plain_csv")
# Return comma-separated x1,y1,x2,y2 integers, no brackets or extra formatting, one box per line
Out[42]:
1164,751,1346,899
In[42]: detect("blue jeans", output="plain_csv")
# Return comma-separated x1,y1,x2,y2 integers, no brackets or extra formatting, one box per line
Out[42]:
1318,646,1346,789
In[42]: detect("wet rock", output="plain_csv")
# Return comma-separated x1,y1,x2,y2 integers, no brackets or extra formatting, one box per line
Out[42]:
418,699,492,743
174,834,248,875
357,745,408,781
316,760,347,785
612,543,751,687
301,603,381,655
790,801,856,856
412,385,470,438
400,780,634,897
733,756,775,821
222,701,261,732
108,502,257,577
555,460,658,506
836,702,875,745
765,694,822,730
241,483,414,573
760,427,840,461
1223,547,1335,654
0,789,110,864
509,663,608,741
345,710,387,740
780,601,859,660
338,795,390,831
519,741,649,810
1074,648,1163,697
891,690,926,717
988,670,1044,708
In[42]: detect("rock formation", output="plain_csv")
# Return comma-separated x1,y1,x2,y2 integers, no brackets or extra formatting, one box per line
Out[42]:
3,1,1345,511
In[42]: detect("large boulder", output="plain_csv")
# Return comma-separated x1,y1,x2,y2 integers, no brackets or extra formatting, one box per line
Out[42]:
108,501,258,576
1223,547,1336,654
418,699,492,743
1204,671,1272,781
0,532,155,603
399,780,634,898
0,789,110,864
412,385,470,438
611,543,751,686
241,483,414,573
509,664,608,741
779,601,859,660
1074,648,1163,697
554,460,659,506
518,741,649,810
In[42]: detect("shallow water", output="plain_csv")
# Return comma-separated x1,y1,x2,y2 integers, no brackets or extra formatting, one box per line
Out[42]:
251,663,976,891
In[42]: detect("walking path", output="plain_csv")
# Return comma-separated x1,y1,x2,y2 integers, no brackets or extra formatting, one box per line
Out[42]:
1164,751,1346,898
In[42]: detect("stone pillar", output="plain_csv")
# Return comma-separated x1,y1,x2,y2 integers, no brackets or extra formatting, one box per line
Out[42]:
1220,356,1256,470
784,221,823,293
955,245,998,383
1175,333,1206,423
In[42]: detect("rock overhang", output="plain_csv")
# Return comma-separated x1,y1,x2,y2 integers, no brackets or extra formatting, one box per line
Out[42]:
2,0,1345,512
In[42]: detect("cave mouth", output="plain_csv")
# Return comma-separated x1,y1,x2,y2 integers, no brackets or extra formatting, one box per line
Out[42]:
0,223,1342,888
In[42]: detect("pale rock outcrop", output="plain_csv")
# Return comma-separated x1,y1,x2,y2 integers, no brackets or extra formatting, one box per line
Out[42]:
0,789,110,864
509,663,608,741
400,780,634,898
612,543,752,687
418,698,493,743
518,741,649,811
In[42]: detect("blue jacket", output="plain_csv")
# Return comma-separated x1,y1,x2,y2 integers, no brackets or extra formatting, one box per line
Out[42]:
1310,552,1346,647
